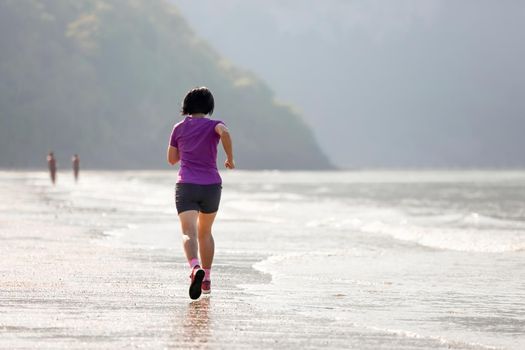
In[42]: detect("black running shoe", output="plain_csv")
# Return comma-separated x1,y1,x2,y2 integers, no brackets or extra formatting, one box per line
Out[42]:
189,266,205,300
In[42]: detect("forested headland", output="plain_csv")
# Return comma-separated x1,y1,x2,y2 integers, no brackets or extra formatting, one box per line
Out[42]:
0,0,332,169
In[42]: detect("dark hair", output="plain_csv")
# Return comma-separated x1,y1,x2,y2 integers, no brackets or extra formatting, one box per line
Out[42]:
181,87,214,115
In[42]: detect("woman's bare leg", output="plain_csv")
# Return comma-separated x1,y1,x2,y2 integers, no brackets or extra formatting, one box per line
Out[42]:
197,212,217,269
178,210,200,263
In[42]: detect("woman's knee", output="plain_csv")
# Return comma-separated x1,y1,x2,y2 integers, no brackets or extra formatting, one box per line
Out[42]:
198,229,213,239
182,227,197,238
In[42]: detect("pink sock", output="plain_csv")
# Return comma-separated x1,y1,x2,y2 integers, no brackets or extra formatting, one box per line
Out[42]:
189,258,200,269
204,268,211,281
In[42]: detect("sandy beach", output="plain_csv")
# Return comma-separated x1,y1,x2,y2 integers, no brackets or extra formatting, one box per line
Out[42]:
0,173,276,349
0,171,523,349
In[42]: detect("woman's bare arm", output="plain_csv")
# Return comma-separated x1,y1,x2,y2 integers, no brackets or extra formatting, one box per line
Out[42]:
215,123,235,169
167,145,180,165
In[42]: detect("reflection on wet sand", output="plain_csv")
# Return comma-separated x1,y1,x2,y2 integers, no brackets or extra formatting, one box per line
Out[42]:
181,297,212,347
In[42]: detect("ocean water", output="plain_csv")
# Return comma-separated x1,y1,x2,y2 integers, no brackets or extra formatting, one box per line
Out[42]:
19,170,525,349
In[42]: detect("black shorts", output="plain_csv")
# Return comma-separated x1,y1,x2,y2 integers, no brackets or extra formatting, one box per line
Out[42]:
175,183,222,214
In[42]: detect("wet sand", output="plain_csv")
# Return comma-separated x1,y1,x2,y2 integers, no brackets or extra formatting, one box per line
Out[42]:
0,175,324,349
0,172,514,349
0,183,260,348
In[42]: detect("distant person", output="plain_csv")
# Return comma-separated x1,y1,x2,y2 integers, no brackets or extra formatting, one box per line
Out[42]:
167,87,235,300
47,152,57,185
72,154,80,182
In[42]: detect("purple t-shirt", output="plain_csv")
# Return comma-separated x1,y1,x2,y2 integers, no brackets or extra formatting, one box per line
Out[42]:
169,116,224,184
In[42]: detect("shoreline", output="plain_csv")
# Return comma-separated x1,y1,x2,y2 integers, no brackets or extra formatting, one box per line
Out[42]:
0,171,520,349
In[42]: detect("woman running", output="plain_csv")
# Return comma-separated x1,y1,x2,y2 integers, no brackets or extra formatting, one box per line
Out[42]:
167,87,235,300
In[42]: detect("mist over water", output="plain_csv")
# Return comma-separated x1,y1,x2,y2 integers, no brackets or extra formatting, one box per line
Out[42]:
25,170,525,350
175,0,525,168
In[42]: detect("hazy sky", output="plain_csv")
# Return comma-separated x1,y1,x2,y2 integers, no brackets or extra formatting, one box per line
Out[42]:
175,0,525,167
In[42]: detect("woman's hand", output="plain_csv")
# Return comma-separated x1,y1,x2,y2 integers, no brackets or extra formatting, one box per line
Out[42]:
225,159,235,169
